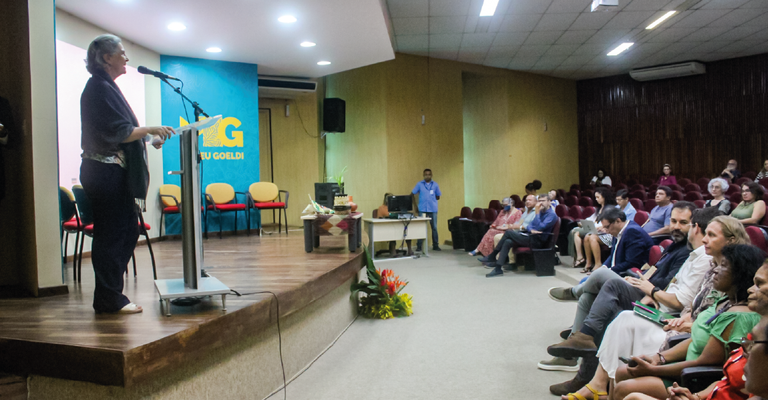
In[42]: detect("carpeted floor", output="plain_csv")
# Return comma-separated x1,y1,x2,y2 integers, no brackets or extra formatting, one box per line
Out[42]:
271,247,584,400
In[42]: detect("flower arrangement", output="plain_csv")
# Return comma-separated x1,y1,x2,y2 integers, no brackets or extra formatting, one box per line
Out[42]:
351,247,413,319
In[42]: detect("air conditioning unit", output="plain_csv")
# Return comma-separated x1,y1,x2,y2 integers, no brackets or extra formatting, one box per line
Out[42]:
629,62,706,81
258,77,317,99
591,0,618,12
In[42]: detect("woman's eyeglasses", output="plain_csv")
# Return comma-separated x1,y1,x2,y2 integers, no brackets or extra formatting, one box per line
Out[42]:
741,334,768,356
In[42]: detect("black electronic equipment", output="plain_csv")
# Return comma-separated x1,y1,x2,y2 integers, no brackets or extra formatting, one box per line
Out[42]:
387,195,413,214
323,98,345,132
314,182,340,209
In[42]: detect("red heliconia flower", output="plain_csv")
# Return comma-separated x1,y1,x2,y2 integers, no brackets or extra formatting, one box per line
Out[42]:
387,282,396,295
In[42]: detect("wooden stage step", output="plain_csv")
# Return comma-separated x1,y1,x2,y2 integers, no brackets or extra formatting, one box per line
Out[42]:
0,234,363,387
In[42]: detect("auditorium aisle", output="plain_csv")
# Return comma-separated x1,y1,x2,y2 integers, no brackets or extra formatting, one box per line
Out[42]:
277,249,579,399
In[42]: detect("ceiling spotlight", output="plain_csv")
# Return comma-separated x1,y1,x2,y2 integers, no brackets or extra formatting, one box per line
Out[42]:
479,0,499,16
646,11,677,30
607,42,634,56
300,41,316,47
317,61,331,66
206,47,222,53
167,22,186,31
278,15,297,23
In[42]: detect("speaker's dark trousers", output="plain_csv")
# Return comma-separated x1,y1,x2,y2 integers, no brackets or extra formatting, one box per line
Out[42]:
80,159,139,313
488,230,541,266
417,211,438,249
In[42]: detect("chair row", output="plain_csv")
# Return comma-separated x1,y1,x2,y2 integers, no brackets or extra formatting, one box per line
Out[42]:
158,182,289,239
59,186,156,282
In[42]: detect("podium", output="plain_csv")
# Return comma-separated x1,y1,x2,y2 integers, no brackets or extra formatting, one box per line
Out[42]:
154,116,231,316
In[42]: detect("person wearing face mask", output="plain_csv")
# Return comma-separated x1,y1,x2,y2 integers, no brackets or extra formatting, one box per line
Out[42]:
612,244,763,400
623,259,768,400
468,197,522,257
549,206,723,399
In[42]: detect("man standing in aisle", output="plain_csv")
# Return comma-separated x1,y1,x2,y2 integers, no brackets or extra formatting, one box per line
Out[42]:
413,169,441,252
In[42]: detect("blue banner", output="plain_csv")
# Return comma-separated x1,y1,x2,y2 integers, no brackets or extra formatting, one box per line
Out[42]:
160,56,259,235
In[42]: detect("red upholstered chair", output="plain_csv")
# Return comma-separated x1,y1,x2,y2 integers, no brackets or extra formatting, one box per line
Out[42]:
579,196,593,207
729,192,743,204
730,202,739,214
629,190,647,201
569,189,581,198
630,184,645,193
511,194,522,205
648,246,662,266
570,184,581,191
484,208,498,223
627,178,639,186
759,177,768,188
582,206,596,219
671,191,684,201
488,200,502,211
684,183,701,193
565,195,578,207
684,191,704,202
644,199,657,212
568,205,583,221
513,217,561,276
470,207,485,221
629,198,644,212
614,183,628,191
694,200,706,208
60,187,83,277
582,189,594,198
678,178,692,186
735,177,752,186
555,204,568,218
746,226,768,253
726,184,740,196
556,189,566,198
642,178,654,187
247,182,289,235
449,207,472,249
668,184,684,192
648,184,659,193
697,178,711,190
158,184,181,241
459,206,472,219
660,239,673,250
634,210,649,226
206,183,248,239
556,196,565,205
743,171,757,180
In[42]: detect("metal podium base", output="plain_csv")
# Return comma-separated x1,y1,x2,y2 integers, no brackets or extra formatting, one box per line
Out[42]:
154,276,230,317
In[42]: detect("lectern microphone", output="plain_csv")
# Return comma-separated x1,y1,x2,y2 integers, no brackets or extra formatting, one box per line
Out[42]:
138,66,180,81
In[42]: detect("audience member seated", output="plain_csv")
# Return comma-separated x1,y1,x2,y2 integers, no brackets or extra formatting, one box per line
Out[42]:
468,197,521,257
544,204,691,393
481,194,557,278
549,189,560,208
705,177,732,214
721,159,742,183
525,180,543,196
517,194,537,230
624,257,768,400
581,188,620,274
554,208,727,399
731,182,766,225
745,263,768,400
591,168,612,188
616,189,637,223
657,164,677,187
569,187,617,273
611,244,763,400
644,186,674,242
756,159,768,181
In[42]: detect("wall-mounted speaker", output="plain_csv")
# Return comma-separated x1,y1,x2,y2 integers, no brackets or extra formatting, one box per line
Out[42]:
323,98,345,133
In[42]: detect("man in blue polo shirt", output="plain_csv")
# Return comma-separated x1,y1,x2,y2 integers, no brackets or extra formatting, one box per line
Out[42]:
412,168,441,252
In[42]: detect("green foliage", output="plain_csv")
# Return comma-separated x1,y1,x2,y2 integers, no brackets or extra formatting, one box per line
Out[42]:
351,246,413,319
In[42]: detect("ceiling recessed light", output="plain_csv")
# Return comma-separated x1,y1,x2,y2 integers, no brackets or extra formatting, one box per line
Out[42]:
646,11,677,30
167,22,186,31
206,47,222,53
607,42,634,56
278,15,297,23
317,61,331,66
479,0,499,16
300,41,316,47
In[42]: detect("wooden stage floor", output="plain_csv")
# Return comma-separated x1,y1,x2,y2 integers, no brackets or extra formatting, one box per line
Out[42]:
0,234,364,387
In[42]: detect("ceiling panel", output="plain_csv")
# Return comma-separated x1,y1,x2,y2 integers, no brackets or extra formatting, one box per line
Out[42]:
388,0,429,17
383,0,768,79
393,17,429,35
534,13,580,31
498,13,543,32
397,35,430,50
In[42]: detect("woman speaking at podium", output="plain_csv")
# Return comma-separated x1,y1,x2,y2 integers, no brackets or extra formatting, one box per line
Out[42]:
80,34,174,314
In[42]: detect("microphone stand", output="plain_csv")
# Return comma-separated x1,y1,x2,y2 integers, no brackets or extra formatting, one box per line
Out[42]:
159,78,209,122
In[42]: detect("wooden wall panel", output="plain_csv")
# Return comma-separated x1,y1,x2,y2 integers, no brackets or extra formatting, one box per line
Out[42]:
577,53,768,184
